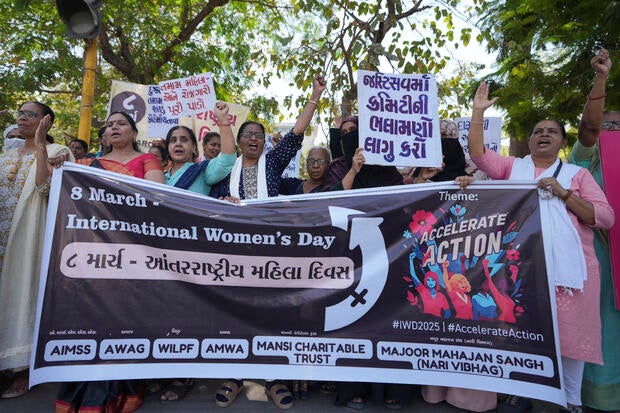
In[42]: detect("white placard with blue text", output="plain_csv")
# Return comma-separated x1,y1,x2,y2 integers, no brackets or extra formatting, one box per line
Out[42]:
159,73,216,119
456,117,502,159
357,70,442,167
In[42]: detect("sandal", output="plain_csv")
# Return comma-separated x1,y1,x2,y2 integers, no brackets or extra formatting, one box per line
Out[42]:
346,397,366,411
320,382,336,394
215,380,242,408
160,379,193,401
299,381,309,400
291,381,309,400
265,383,294,410
0,371,28,399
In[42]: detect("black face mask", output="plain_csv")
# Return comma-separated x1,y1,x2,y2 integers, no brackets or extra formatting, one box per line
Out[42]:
340,130,359,165
431,138,467,182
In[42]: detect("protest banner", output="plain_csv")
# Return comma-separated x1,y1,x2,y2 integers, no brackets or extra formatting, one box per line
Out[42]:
357,70,442,167
158,73,216,118
109,80,249,154
31,164,564,406
108,80,150,145
455,117,502,158
146,84,179,138
599,130,620,308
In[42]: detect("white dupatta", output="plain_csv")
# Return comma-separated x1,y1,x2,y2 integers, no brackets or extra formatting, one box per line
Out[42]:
510,155,587,291
229,152,268,199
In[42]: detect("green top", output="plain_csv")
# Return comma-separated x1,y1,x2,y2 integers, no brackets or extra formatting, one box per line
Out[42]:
165,153,236,195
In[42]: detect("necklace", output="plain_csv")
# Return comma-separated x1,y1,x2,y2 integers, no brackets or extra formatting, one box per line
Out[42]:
7,157,22,181
7,149,36,181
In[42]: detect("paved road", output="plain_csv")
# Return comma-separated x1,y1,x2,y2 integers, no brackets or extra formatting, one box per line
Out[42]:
1,379,560,413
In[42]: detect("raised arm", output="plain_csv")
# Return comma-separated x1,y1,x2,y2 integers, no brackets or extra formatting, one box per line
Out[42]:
468,82,499,158
442,261,452,292
481,258,501,299
509,264,519,284
214,102,236,155
292,75,327,135
34,115,53,187
578,48,611,147
460,255,467,275
408,252,422,287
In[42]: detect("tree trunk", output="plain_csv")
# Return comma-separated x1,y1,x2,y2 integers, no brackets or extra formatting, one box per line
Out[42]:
509,136,529,157
340,88,357,118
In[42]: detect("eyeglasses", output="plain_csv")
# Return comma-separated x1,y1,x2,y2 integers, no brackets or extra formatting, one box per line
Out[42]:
14,110,41,119
601,120,620,130
307,157,327,166
239,131,266,140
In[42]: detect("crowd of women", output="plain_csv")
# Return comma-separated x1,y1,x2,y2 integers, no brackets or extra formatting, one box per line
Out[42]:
0,49,618,413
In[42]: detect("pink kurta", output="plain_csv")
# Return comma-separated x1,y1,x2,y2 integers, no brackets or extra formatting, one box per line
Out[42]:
472,150,615,364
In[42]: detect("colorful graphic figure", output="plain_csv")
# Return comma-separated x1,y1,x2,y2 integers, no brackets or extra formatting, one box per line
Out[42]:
407,253,451,318
482,258,517,323
403,206,527,322
472,279,498,321
442,261,473,320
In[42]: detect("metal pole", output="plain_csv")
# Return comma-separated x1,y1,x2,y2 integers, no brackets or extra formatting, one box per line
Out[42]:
77,37,98,144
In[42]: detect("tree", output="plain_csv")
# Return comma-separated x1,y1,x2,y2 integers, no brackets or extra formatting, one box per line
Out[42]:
1,0,286,139
476,0,620,155
267,0,482,127
3,0,486,146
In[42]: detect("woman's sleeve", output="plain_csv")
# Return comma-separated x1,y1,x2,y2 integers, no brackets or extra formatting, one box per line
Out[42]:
269,130,303,176
571,168,615,229
143,153,164,173
203,153,237,185
470,150,514,180
569,141,597,165
279,178,303,195
209,175,231,198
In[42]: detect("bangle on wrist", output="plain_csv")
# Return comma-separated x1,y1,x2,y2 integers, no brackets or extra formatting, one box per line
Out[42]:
470,120,484,125
561,189,573,201
587,93,607,101
308,99,318,106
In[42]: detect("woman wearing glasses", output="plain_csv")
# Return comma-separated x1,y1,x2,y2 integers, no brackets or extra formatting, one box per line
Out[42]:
279,146,331,195
470,80,615,413
0,102,72,398
211,74,326,202
569,48,620,413
211,75,325,411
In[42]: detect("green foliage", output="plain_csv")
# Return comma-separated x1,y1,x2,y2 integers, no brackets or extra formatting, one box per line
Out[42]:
3,0,487,147
270,0,478,133
476,0,620,153
1,0,285,142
